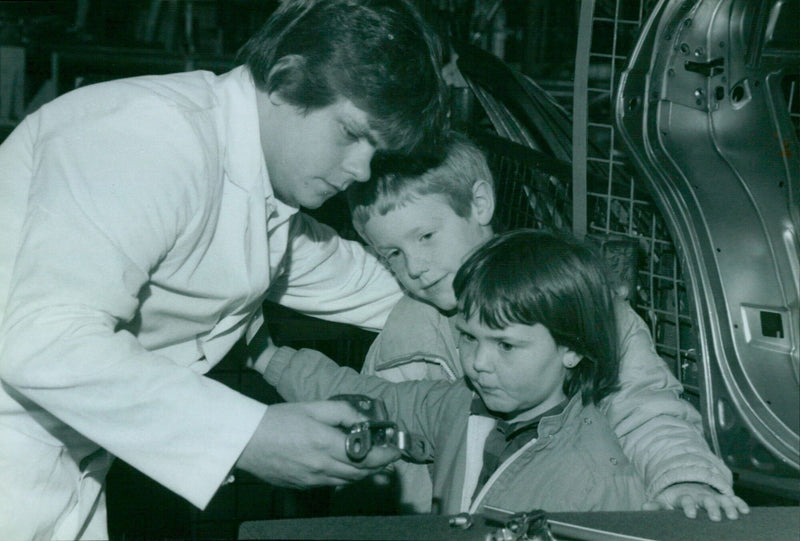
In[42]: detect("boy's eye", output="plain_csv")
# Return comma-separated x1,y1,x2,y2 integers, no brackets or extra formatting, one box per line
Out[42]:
379,250,402,268
419,232,434,242
498,342,515,352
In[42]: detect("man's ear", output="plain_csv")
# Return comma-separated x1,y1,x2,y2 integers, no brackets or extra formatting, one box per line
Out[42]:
266,54,307,105
561,349,582,369
470,179,495,226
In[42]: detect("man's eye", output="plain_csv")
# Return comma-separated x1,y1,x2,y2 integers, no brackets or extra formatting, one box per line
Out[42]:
340,124,359,141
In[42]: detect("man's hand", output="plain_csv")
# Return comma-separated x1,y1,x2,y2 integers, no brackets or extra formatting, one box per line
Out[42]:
235,400,400,489
643,482,750,521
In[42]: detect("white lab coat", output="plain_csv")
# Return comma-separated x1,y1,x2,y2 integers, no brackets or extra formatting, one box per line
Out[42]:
0,66,401,540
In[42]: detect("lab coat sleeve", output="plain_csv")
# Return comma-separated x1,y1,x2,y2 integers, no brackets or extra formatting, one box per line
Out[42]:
266,213,402,332
601,301,733,498
0,105,267,509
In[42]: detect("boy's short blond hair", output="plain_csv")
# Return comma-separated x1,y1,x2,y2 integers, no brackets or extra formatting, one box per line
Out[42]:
347,131,493,238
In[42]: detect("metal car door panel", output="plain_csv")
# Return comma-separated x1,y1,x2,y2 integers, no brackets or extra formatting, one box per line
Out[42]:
616,0,799,495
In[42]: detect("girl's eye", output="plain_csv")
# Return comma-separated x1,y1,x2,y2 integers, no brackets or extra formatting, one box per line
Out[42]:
458,332,476,344
420,232,434,241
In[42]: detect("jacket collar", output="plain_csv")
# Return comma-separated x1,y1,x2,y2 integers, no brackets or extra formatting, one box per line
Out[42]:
372,297,460,372
470,397,568,440
536,394,584,438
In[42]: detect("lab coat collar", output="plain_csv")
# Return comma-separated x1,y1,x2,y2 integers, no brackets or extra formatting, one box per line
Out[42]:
214,66,298,228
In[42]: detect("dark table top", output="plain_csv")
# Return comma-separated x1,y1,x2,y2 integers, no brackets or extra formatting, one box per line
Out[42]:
239,506,800,540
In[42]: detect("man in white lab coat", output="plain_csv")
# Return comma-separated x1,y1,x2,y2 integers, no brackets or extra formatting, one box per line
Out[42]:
0,1,447,539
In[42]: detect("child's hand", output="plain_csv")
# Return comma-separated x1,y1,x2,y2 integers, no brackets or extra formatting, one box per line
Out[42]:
247,334,281,375
643,482,750,521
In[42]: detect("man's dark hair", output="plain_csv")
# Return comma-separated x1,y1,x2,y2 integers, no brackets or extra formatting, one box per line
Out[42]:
238,0,448,155
453,229,620,405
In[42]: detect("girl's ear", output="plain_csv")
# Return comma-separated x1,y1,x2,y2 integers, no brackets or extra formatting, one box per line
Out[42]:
470,179,495,226
561,349,582,369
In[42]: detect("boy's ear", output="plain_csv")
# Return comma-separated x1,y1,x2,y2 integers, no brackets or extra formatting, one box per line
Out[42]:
352,220,370,246
561,349,582,369
470,179,495,226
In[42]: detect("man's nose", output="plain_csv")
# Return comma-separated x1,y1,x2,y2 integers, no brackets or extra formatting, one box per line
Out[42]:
342,140,375,185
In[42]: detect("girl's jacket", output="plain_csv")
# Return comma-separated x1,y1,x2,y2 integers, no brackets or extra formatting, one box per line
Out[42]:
357,295,735,512
264,346,647,514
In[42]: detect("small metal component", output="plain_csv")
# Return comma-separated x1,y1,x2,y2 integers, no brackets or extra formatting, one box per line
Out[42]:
330,394,429,463
485,528,517,541
345,420,397,461
449,512,474,530
331,393,388,419
483,507,555,541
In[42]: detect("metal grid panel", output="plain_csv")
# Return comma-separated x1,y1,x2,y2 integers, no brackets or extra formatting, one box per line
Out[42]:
575,0,703,405
479,138,573,232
